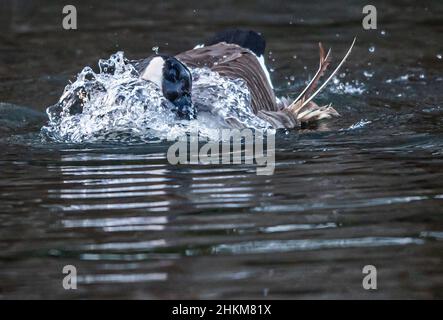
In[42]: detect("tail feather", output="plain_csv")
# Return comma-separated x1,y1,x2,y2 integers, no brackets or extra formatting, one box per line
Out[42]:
301,37,356,108
291,43,331,107
297,103,339,122
286,38,356,123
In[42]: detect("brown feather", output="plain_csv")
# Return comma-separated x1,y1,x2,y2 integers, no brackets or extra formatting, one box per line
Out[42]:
176,43,278,114
305,43,331,98
287,43,331,113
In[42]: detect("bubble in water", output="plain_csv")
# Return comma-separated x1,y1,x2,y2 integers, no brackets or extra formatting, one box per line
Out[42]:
437,54,442,60
289,75,295,81
368,46,375,53
292,54,297,59
152,46,159,54
380,30,386,36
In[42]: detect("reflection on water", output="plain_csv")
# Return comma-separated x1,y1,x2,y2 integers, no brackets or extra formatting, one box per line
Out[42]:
1,134,443,298
1,0,443,299
212,237,425,255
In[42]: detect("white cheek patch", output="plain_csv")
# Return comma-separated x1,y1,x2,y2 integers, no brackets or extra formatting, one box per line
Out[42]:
141,56,165,87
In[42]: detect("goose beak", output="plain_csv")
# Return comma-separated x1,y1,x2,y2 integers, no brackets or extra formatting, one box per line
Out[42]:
172,94,195,120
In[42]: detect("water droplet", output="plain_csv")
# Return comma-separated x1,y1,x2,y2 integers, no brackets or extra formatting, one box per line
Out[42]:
380,30,386,36
368,46,375,53
437,54,442,60
339,72,346,78
292,54,297,59
400,75,408,81
289,75,295,81
152,46,159,54
363,70,374,78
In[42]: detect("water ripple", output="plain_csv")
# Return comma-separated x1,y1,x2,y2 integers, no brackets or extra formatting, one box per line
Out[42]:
213,237,425,255
78,273,167,284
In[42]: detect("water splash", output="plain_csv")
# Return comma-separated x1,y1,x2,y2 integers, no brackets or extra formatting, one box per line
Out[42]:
330,77,366,95
343,119,372,131
41,52,270,143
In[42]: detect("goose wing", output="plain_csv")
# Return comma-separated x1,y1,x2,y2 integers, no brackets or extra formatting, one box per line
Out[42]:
176,43,278,114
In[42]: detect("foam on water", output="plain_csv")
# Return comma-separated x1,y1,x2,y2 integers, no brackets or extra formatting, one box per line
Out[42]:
42,52,270,143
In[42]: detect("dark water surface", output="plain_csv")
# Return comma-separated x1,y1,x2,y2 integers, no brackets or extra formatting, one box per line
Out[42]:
1,0,443,299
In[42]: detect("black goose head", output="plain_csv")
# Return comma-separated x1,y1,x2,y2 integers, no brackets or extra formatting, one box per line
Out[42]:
141,55,195,120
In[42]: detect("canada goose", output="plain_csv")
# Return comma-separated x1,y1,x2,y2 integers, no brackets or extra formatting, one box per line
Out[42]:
132,29,355,129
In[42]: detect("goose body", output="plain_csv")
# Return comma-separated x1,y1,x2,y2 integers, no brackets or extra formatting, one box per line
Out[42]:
133,29,355,129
